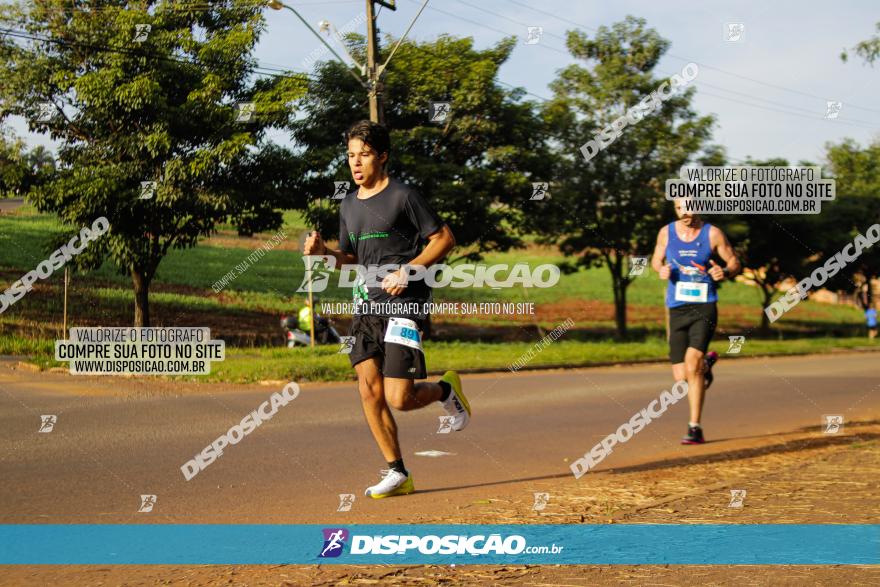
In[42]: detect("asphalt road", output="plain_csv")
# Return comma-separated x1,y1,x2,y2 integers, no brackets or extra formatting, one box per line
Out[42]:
0,351,877,524
0,198,25,213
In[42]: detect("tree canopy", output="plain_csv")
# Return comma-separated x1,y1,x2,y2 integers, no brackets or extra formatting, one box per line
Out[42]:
0,0,307,325
289,33,553,262
538,16,714,336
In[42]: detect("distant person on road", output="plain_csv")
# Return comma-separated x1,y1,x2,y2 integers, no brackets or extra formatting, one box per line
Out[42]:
651,200,741,444
867,304,877,340
302,120,470,499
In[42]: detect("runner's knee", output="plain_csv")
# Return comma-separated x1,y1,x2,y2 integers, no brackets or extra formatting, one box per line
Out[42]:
358,377,384,404
385,391,407,410
684,357,702,377
384,380,414,410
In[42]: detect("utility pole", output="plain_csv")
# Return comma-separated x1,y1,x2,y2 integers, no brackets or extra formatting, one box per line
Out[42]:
366,0,387,124
270,0,425,127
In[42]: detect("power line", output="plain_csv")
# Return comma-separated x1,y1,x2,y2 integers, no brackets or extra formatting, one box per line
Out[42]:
697,89,877,130
8,5,876,133
450,0,569,44
23,0,361,16
408,0,880,128
500,0,880,117
410,0,552,48
0,26,318,82
495,79,551,103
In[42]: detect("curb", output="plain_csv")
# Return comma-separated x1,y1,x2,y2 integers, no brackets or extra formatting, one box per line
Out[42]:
15,361,41,372
5,346,878,381
427,345,880,377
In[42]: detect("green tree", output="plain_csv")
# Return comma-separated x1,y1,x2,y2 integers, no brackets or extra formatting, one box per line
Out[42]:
841,21,880,65
289,33,553,261
540,16,714,337
0,0,306,325
823,139,880,308
719,158,823,334
23,145,56,186
837,21,880,308
0,126,53,197
0,126,27,197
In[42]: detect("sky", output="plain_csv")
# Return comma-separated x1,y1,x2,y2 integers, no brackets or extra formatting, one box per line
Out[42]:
8,0,880,165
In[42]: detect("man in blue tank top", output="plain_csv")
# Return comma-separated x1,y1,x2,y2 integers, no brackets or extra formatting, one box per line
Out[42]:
651,200,740,444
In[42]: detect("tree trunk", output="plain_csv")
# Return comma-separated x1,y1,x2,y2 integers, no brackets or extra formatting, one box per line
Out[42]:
862,277,875,309
132,268,152,327
760,284,773,336
605,253,629,339
611,267,628,338
613,281,628,338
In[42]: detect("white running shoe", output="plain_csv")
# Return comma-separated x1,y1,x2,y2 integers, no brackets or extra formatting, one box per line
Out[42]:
439,370,471,431
364,469,414,499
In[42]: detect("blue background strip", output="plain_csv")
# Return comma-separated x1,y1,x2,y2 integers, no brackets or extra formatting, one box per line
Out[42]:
0,524,876,565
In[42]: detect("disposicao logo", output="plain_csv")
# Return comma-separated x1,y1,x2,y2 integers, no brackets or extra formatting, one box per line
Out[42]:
319,528,349,558
316,530,563,557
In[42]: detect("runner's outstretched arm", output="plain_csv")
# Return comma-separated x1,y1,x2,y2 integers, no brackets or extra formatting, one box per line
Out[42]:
651,226,670,279
382,225,455,296
410,224,455,268
709,226,741,279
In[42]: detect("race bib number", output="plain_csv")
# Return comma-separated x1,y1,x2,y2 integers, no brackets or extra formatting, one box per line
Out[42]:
384,317,422,351
674,281,709,303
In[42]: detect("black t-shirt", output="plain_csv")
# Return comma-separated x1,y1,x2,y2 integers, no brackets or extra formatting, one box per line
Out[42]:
339,178,443,318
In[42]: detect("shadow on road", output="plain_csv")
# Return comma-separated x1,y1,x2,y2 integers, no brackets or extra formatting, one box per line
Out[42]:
416,423,879,495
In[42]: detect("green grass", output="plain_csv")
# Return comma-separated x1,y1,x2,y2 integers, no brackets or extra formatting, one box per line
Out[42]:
0,333,54,357
9,335,875,384
1,205,865,319
434,249,754,305
0,203,753,305
0,205,319,298
1,203,871,383
0,208,67,270
0,204,869,385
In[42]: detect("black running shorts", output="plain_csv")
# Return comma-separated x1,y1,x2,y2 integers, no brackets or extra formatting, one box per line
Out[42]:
348,314,427,379
668,302,717,364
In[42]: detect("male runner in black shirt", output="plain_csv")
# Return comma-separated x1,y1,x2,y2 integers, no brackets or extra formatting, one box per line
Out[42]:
303,120,471,498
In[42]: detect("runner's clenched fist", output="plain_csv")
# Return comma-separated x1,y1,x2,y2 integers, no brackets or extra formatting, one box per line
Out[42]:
708,259,725,281
303,230,327,256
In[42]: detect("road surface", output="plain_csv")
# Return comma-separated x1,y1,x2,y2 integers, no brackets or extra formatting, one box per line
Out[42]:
0,198,25,213
0,351,877,524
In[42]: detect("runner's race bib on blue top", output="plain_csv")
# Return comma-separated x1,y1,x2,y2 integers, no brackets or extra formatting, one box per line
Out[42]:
674,281,709,303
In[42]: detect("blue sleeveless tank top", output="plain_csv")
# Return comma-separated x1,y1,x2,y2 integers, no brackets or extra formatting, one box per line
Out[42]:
665,222,717,308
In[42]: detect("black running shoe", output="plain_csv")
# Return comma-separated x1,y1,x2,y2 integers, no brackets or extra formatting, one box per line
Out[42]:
704,351,718,391
681,425,705,445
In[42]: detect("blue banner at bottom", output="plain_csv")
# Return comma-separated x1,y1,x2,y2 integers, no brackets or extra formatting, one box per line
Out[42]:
0,524,876,565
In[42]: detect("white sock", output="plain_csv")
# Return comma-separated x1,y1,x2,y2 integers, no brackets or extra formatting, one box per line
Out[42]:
689,422,701,428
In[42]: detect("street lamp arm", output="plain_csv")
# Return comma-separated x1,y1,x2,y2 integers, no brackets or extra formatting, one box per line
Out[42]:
328,22,366,75
268,1,369,89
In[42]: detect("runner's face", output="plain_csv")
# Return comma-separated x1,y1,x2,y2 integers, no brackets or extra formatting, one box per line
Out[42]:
347,138,387,187
674,201,698,226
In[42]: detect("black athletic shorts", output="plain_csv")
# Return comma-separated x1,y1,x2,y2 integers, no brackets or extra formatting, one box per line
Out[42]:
347,314,427,379
668,302,717,363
